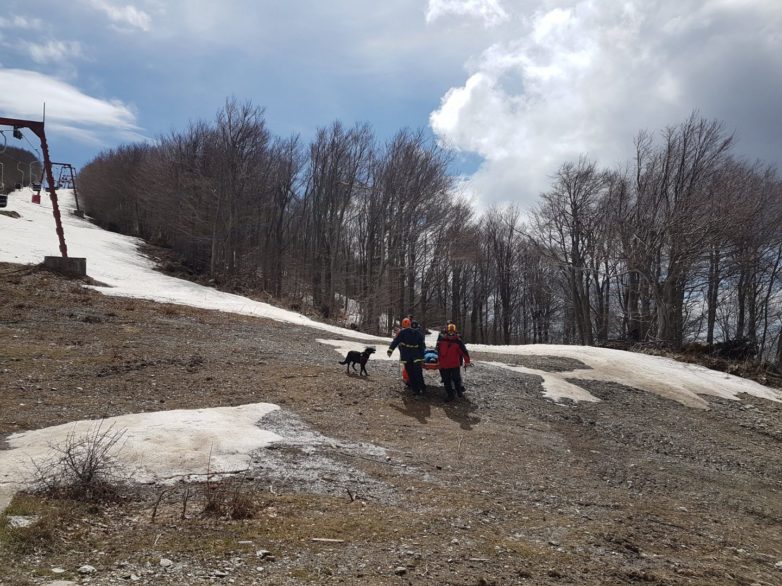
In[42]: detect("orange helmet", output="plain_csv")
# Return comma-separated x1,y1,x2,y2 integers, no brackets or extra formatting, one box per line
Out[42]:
447,323,457,334
401,317,412,328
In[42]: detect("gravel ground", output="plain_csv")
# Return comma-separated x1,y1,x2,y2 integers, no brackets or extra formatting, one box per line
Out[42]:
1,263,781,585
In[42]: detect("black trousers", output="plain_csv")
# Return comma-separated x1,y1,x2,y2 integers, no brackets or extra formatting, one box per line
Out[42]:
404,361,426,394
440,367,464,395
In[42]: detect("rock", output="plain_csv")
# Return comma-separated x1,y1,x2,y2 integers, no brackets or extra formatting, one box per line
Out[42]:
49,582,77,586
51,568,66,574
213,570,229,577
394,566,407,576
775,560,782,569
256,549,272,559
78,564,97,574
159,558,173,568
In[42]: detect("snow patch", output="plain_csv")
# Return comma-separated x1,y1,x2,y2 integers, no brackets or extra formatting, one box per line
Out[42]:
318,338,394,360
473,344,782,409
0,403,280,511
486,361,602,403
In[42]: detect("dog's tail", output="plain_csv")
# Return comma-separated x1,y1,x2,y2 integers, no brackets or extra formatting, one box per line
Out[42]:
338,358,348,365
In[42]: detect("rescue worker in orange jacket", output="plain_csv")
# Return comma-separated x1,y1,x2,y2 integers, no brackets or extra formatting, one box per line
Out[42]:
436,322,471,401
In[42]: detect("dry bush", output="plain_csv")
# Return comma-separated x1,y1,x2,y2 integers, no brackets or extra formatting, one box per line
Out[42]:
202,475,256,520
32,422,128,502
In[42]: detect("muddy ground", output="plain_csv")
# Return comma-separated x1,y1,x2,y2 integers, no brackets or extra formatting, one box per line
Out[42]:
0,263,781,585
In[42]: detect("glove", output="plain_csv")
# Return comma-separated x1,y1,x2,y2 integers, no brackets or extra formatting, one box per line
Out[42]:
464,360,471,369
387,349,393,358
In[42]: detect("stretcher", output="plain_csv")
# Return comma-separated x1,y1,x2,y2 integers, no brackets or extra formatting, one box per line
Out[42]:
401,358,441,384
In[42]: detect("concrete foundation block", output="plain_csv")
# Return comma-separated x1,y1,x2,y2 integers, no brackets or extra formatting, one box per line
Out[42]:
43,256,87,278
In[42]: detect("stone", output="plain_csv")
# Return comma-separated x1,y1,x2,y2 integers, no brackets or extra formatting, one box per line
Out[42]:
394,566,407,576
256,549,271,559
775,560,782,569
78,565,97,574
159,558,173,568
51,568,66,574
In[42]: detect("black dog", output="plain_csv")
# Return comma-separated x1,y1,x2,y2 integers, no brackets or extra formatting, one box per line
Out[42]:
339,347,376,376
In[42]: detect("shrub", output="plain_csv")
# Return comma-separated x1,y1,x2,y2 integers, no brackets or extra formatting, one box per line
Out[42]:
32,422,128,502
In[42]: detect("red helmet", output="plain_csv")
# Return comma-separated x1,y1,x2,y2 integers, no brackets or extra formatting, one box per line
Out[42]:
401,317,412,328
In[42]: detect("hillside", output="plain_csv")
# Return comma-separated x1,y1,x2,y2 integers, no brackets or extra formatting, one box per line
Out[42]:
0,192,781,584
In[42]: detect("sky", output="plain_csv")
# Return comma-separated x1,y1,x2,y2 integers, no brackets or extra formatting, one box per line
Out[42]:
1,0,780,209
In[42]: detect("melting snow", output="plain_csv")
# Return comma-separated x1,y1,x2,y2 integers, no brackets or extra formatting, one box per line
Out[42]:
472,343,782,408
0,404,280,512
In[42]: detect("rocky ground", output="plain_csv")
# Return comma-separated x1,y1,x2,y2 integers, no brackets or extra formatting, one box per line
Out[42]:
1,262,781,585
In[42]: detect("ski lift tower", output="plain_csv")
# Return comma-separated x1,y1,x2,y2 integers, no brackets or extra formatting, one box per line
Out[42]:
0,114,86,277
50,162,83,216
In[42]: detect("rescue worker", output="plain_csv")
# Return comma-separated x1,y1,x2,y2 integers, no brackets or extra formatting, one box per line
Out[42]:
436,322,471,401
388,317,427,395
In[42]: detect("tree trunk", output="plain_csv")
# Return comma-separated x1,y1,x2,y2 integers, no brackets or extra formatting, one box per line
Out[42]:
706,246,721,345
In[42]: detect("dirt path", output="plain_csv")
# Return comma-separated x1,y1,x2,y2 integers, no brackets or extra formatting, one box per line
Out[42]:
1,264,780,585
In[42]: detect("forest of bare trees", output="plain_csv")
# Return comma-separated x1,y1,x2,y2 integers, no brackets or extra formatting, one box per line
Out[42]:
77,100,782,366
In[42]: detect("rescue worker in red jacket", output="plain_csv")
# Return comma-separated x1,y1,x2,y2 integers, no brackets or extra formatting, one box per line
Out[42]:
436,322,471,401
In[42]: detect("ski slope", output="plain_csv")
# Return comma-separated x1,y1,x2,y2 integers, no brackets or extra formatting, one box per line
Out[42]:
0,188,386,343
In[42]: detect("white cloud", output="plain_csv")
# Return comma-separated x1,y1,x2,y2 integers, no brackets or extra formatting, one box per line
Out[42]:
0,68,139,144
429,0,782,209
427,0,509,26
24,40,84,64
0,16,44,30
84,0,152,32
